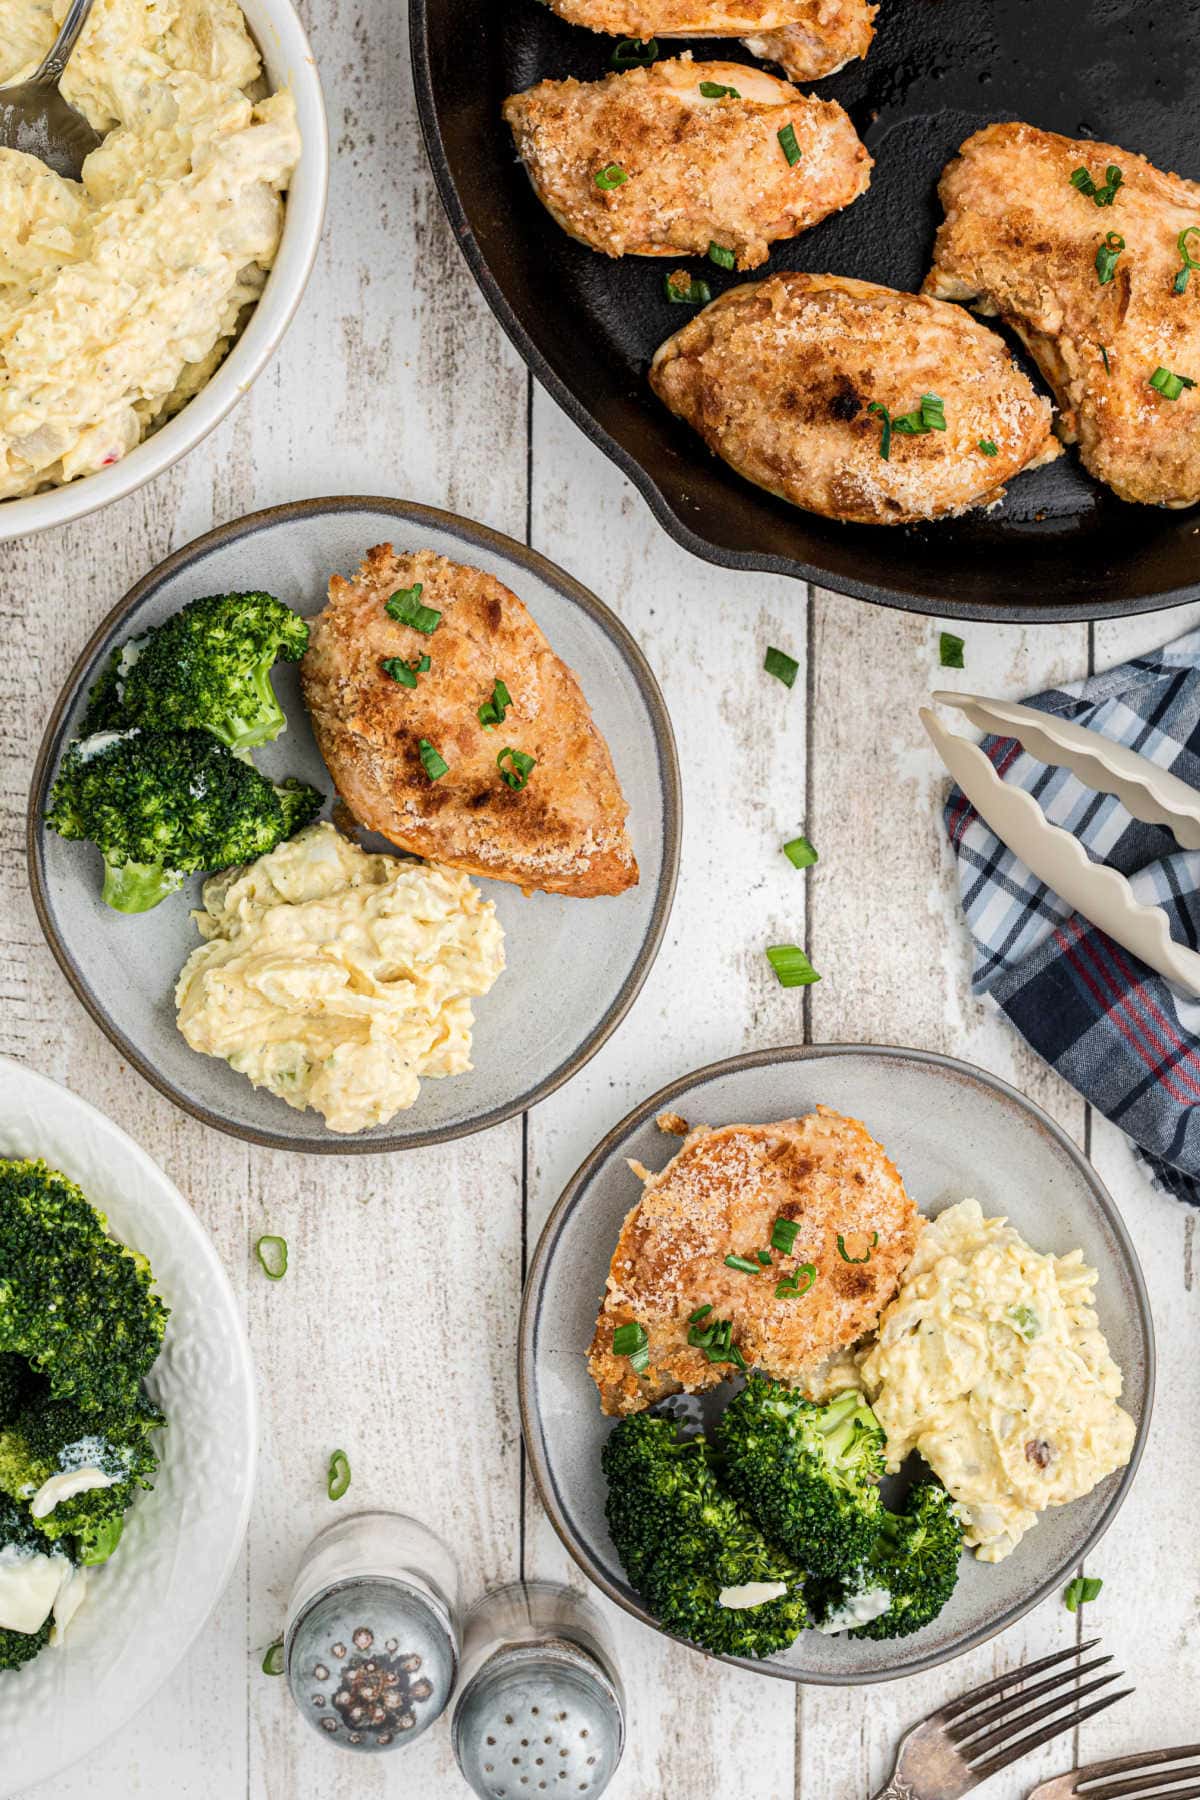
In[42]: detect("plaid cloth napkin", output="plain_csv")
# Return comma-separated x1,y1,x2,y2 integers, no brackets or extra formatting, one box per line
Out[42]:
944,628,1200,1208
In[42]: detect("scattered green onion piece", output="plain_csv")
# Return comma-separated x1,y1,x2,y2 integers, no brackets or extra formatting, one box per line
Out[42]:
1149,365,1196,400
255,1234,288,1281
765,944,820,988
688,1304,713,1323
836,1230,879,1264
1099,343,1111,372
939,631,965,669
478,678,512,727
699,79,740,97
385,583,441,633
1009,1303,1040,1339
724,1254,761,1274
893,393,947,435
1070,163,1122,206
612,1320,650,1372
1070,165,1095,196
1174,225,1200,293
782,834,817,870
867,400,892,460
978,439,999,456
687,1313,746,1366
418,738,449,782
707,240,736,270
327,1450,351,1501
1094,230,1124,284
771,1218,800,1254
764,645,799,687
665,270,712,305
262,1639,285,1676
381,657,418,687
756,1249,772,1266
497,746,536,790
610,36,658,66
1063,1574,1103,1612
776,1262,817,1299
778,122,801,166
595,163,628,190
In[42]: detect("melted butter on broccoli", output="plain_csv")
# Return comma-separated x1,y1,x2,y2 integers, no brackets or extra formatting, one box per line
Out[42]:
808,1483,964,1640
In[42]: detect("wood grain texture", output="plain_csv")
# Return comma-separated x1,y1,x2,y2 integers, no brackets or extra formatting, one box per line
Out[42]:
8,0,1200,1793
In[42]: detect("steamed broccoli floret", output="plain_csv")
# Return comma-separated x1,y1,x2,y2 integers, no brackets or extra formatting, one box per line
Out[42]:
0,1392,164,1565
0,1159,167,1415
0,1355,35,1427
47,727,322,912
714,1378,886,1579
84,592,309,752
809,1483,963,1640
601,1413,807,1659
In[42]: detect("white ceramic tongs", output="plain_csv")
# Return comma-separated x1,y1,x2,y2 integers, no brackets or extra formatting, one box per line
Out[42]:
921,689,1200,997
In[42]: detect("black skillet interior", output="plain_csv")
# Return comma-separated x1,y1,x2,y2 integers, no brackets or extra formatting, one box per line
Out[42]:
412,0,1200,620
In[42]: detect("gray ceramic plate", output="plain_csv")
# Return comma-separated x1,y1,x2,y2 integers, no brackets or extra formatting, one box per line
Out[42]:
27,498,680,1152
519,1045,1155,1683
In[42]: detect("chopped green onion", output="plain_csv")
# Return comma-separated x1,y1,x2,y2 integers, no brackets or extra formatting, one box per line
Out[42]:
1070,165,1094,194
418,738,449,781
707,240,736,269
764,645,799,687
836,1230,879,1264
1099,343,1111,372
1094,230,1124,284
385,583,441,633
610,36,658,66
867,400,892,460
612,1320,650,1372
327,1449,351,1501
262,1639,285,1676
939,631,965,669
665,270,712,305
893,393,947,436
978,439,999,456
776,1262,817,1299
478,678,512,727
700,79,740,97
778,122,801,166
1070,163,1122,206
381,654,429,687
771,1218,800,1254
724,1254,761,1274
1009,1303,1040,1339
1174,225,1200,292
688,1304,713,1323
782,834,817,870
595,163,628,190
756,1248,772,1266
255,1235,288,1280
1150,365,1196,400
687,1313,746,1367
765,944,820,987
1063,1574,1103,1612
497,746,536,790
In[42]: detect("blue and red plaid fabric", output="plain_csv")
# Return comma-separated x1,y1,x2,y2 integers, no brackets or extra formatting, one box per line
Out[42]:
944,629,1200,1208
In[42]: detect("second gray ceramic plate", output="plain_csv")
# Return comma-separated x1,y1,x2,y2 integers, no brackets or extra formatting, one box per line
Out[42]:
520,1045,1154,1683
28,499,680,1152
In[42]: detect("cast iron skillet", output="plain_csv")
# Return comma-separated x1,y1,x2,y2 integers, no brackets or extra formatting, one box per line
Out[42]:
411,0,1200,621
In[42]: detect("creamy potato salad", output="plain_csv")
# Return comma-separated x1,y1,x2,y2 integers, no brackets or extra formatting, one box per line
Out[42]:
175,824,506,1133
859,1200,1136,1562
0,0,301,499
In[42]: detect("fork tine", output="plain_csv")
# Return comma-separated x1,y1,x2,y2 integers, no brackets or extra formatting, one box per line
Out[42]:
1076,1751,1200,1792
947,1657,1114,1744
971,1688,1135,1783
1086,1776,1200,1800
963,1671,1124,1763
938,1640,1103,1723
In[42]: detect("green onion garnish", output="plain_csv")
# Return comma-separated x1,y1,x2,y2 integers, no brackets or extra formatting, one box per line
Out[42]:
1174,225,1200,293
688,1304,713,1323
610,36,658,66
612,1319,650,1372
381,654,430,687
665,270,712,305
978,439,999,456
497,746,536,790
771,1218,800,1254
1150,365,1196,400
778,122,801,166
1009,1303,1040,1339
764,645,799,687
327,1449,351,1501
725,1253,761,1274
868,401,892,460
595,163,628,190
939,631,965,669
687,1314,747,1368
707,240,736,269
756,1249,772,1266
418,738,449,781
255,1235,288,1280
1099,343,1111,372
1070,163,1122,206
765,944,820,987
385,583,441,633
893,393,947,436
262,1638,285,1676
700,80,740,97
782,834,817,870
478,678,512,727
1094,230,1124,284
1063,1574,1103,1612
836,1230,879,1264
775,1263,817,1299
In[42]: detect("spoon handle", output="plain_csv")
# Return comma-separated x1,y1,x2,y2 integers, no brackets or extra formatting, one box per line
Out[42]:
32,0,98,85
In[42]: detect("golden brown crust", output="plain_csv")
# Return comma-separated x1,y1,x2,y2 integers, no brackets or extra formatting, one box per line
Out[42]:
649,271,1060,525
588,1106,921,1416
924,122,1200,507
503,57,869,272
546,0,877,82
301,546,638,898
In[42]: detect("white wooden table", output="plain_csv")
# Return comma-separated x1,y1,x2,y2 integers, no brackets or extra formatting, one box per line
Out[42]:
7,4,1198,1793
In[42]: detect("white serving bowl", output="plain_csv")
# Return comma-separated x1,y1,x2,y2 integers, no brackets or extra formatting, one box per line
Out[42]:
0,0,328,543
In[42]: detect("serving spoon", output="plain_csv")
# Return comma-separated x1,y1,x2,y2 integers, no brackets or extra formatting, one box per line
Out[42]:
0,0,101,181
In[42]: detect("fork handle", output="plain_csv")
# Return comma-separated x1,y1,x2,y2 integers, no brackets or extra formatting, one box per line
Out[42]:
869,1777,923,1800
32,0,97,84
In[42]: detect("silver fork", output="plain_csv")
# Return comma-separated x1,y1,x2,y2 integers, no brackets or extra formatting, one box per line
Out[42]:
872,1640,1132,1800
1030,1745,1200,1800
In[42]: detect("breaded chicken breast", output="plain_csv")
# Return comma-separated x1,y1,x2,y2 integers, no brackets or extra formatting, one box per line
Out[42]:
588,1107,920,1416
543,0,876,84
650,271,1059,524
925,123,1200,508
302,547,637,898
503,57,869,271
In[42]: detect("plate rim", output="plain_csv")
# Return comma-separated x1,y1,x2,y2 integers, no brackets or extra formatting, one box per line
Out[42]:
0,1053,257,1793
26,495,682,1155
517,1040,1157,1685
